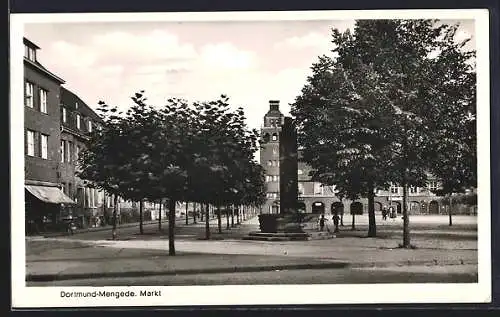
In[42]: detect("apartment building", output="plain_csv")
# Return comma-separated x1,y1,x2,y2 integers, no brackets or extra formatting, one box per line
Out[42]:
24,37,75,233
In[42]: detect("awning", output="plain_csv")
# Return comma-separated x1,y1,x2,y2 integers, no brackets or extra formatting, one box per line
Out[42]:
25,185,76,205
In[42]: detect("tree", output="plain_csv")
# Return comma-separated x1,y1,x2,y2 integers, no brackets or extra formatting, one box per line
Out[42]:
291,20,476,247
78,101,131,240
188,95,263,238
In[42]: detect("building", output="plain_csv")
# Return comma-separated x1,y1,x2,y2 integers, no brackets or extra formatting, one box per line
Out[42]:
59,87,110,229
260,100,284,214
24,37,75,234
259,101,475,216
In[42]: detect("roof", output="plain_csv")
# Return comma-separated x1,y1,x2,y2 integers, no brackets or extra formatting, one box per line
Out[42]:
24,59,65,84
23,37,40,50
60,87,104,123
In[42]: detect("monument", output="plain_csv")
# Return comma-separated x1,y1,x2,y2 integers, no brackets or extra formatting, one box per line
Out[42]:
275,117,304,233
246,116,309,240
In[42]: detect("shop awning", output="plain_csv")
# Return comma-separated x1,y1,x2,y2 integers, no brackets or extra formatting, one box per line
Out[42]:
25,185,76,205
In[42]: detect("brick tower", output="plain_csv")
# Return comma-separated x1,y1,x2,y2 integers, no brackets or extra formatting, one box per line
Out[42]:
260,100,284,214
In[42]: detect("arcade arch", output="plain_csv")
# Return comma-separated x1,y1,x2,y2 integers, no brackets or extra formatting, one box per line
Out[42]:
429,200,439,214
312,201,325,214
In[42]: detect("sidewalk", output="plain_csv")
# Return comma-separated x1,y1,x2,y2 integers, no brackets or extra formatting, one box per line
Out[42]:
26,235,477,282
26,243,348,282
25,214,478,282
31,215,228,238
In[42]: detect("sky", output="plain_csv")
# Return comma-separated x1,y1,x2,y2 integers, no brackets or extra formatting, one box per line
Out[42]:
24,18,475,132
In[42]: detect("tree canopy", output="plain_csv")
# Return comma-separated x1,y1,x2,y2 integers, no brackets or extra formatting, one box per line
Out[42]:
291,19,476,245
78,93,265,254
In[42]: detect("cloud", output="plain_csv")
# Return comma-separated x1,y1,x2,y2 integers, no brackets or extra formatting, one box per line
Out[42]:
34,27,314,132
90,30,198,64
200,43,256,70
275,32,332,50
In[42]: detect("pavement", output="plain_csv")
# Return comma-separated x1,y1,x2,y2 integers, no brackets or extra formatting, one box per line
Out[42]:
25,214,479,283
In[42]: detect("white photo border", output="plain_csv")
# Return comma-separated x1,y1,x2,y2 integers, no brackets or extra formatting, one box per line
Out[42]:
11,9,491,308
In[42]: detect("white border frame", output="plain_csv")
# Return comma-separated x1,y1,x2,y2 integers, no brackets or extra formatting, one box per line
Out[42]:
11,9,491,307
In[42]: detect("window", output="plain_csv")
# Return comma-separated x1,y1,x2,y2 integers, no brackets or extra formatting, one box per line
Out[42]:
26,130,35,156
267,160,272,166
39,88,48,113
266,175,272,182
75,145,80,161
272,133,278,141
60,140,66,162
298,169,303,175
24,45,35,61
40,134,48,159
76,114,81,129
410,186,418,194
390,185,399,194
75,102,79,109
88,120,92,133
25,82,34,108
271,160,277,167
272,147,278,156
62,108,67,123
428,181,438,191
272,175,279,182
67,141,72,163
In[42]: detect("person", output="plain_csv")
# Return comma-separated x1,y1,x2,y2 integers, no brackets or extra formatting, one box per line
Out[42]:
382,206,388,220
319,214,325,231
332,213,340,233
389,206,396,220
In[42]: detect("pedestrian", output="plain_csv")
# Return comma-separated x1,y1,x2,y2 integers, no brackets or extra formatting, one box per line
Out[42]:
389,206,396,220
332,213,339,233
319,214,325,231
382,206,388,220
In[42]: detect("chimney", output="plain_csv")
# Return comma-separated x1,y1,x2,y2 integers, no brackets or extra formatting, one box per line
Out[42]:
269,100,280,111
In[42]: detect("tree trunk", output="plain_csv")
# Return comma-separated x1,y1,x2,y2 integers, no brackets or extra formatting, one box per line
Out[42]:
334,210,339,233
351,213,355,230
168,199,176,256
217,206,222,234
367,183,376,237
402,173,410,248
231,205,235,227
226,206,230,230
112,195,118,240
185,202,189,225
205,203,210,240
449,195,453,226
158,199,162,231
193,202,197,224
139,200,144,235
200,205,204,221
236,206,240,224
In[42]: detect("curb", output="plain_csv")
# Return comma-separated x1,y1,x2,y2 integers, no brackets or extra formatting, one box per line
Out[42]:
37,220,169,238
35,217,231,238
26,262,350,282
350,259,477,268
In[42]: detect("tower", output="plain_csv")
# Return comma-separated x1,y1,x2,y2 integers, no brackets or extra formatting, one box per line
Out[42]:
260,100,284,214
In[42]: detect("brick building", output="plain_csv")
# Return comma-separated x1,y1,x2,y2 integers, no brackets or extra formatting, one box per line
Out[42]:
24,37,75,234
59,87,110,229
259,101,475,217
